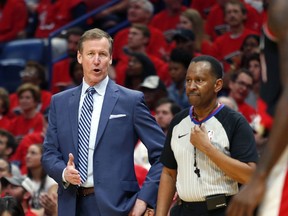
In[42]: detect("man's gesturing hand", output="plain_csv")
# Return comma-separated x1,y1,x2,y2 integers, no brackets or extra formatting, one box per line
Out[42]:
64,153,81,185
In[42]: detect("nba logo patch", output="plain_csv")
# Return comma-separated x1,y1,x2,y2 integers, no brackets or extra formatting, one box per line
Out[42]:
207,130,214,141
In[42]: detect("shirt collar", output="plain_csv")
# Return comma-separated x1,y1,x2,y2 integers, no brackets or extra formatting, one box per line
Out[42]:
81,76,109,96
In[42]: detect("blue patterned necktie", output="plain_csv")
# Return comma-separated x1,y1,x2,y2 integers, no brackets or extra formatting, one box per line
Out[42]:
78,87,96,184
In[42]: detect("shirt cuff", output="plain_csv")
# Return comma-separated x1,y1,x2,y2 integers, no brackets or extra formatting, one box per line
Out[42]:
62,168,70,188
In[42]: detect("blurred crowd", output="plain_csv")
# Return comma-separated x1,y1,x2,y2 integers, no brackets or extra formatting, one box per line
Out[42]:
0,0,275,215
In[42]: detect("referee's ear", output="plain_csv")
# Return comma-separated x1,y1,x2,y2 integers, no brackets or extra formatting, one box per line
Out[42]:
214,78,223,93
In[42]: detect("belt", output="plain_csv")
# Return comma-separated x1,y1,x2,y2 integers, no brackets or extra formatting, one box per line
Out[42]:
181,195,233,209
77,187,94,197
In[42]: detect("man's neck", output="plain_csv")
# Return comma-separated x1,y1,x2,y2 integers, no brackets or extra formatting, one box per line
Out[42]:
193,101,219,121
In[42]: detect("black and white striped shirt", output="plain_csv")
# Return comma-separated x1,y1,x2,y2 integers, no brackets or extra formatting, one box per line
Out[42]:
160,105,258,202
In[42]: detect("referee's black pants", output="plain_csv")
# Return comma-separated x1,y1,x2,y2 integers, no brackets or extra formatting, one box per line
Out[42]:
170,197,232,216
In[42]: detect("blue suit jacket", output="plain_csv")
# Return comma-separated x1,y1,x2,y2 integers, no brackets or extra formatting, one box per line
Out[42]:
42,79,165,216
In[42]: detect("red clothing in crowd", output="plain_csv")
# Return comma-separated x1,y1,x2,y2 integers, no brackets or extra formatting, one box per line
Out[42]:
134,164,148,187
150,6,187,32
257,98,273,131
0,115,11,131
9,90,52,114
35,0,84,38
83,0,109,11
237,101,257,124
205,2,262,41
9,112,44,139
190,0,216,20
0,0,28,42
210,28,258,72
113,26,168,62
115,54,170,86
10,132,44,174
51,58,72,94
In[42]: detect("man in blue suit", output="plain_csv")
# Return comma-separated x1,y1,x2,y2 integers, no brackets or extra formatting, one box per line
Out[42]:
42,28,165,216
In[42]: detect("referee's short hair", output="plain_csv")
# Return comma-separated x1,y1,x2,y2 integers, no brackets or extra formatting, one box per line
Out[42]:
191,55,224,79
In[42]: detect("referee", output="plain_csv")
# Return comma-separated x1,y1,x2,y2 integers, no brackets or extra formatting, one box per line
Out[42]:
156,55,258,216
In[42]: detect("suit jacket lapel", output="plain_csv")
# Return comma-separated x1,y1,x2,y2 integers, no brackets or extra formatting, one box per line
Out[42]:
69,85,82,153
95,80,118,148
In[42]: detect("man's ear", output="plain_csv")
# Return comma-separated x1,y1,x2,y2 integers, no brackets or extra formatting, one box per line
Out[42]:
215,79,223,93
77,51,82,64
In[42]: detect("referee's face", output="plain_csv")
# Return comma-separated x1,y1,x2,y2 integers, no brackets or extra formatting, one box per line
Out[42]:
186,61,221,108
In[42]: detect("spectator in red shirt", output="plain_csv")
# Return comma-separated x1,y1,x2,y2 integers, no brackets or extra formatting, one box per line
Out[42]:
122,51,158,90
178,8,213,55
239,34,260,68
210,0,259,73
228,68,256,124
9,61,51,116
9,84,45,143
10,110,48,174
205,0,261,41
115,24,170,86
51,27,84,94
34,0,86,38
113,0,168,62
150,0,187,33
1,176,39,216
0,0,28,43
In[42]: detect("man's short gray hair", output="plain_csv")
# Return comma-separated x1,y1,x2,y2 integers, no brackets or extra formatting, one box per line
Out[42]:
130,0,154,14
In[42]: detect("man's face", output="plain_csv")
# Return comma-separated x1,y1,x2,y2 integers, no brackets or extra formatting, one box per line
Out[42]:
229,72,253,103
67,34,82,58
77,38,112,86
2,184,25,202
186,61,220,108
127,1,151,23
127,27,148,50
0,159,10,178
225,3,246,27
169,61,187,83
155,103,174,132
0,135,8,157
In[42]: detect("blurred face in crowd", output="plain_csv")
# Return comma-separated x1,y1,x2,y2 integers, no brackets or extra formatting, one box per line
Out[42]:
242,36,259,57
67,34,82,58
229,72,253,103
127,27,148,50
2,184,25,203
26,144,42,170
77,38,112,86
155,103,174,132
20,66,40,86
179,15,193,30
248,59,261,82
127,1,151,23
0,159,10,178
169,61,187,83
225,3,246,27
18,90,38,112
0,135,9,157
127,56,143,77
71,63,84,85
